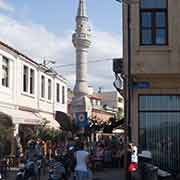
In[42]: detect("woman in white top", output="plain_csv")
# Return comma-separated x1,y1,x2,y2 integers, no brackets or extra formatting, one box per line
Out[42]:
75,142,90,180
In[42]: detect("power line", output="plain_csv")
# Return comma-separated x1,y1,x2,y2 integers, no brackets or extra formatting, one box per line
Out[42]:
53,58,116,69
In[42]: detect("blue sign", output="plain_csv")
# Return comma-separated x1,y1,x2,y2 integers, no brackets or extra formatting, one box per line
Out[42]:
132,82,150,89
75,112,88,128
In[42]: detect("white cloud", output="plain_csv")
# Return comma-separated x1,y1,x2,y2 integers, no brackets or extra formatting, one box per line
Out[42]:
0,14,122,90
0,15,73,61
0,0,14,12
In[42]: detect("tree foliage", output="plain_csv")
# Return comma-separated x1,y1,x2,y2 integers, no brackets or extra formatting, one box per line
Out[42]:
37,127,62,141
0,112,14,142
35,119,63,142
0,127,13,142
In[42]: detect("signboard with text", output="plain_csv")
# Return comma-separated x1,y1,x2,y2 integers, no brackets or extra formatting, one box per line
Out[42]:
132,82,150,89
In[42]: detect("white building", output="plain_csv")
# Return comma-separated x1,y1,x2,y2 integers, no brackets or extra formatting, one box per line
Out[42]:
0,41,68,138
100,91,124,114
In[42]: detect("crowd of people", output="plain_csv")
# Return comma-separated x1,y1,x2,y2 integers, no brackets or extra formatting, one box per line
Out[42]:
70,135,125,180
90,136,124,170
15,135,125,180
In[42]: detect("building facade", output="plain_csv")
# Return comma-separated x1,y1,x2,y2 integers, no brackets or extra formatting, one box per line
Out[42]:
123,0,180,173
68,87,115,123
89,93,115,123
0,41,68,142
100,91,124,116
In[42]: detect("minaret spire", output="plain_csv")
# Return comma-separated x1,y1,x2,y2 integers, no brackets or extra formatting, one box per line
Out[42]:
72,0,92,114
77,0,87,17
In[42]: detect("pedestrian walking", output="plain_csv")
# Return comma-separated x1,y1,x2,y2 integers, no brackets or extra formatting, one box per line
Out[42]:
104,146,112,168
74,142,91,180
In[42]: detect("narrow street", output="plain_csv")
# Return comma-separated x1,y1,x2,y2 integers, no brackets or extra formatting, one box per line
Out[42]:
9,168,125,180
92,168,125,180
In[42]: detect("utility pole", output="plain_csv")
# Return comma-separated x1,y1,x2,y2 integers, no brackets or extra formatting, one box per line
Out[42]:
114,0,133,180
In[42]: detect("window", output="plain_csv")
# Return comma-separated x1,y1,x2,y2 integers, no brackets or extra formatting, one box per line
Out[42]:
62,86,65,104
23,65,35,94
56,83,60,102
30,69,35,94
97,100,101,106
118,97,123,103
48,79,52,100
2,56,9,87
23,65,28,92
118,108,122,112
93,99,96,106
139,95,180,173
140,0,168,45
41,75,45,98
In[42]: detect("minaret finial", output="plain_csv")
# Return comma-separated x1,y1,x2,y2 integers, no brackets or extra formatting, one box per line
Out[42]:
77,0,87,17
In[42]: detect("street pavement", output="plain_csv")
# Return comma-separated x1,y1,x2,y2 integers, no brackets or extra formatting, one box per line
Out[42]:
92,168,125,180
8,168,125,180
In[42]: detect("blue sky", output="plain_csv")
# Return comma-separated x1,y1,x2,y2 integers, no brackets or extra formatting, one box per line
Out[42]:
0,0,122,90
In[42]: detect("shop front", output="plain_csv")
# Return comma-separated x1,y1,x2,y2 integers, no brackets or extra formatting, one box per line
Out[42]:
138,95,180,173
0,106,41,154
132,77,180,174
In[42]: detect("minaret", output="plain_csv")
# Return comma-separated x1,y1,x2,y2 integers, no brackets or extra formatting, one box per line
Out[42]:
72,0,91,96
72,0,92,114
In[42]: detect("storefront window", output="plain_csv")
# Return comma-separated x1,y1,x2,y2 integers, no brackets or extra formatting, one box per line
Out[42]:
139,95,180,173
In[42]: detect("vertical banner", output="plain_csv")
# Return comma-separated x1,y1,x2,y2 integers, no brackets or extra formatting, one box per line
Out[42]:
75,112,88,128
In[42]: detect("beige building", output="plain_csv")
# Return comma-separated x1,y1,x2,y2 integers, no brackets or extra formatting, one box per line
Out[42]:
123,0,180,173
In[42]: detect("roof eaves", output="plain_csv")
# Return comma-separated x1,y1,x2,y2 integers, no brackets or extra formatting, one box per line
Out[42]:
0,41,38,65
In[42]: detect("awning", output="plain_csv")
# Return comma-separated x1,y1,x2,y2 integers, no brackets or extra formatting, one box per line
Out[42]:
0,107,41,125
39,112,60,129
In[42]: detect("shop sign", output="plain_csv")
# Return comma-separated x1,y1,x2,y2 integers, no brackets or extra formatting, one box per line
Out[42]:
132,82,150,89
14,118,40,125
